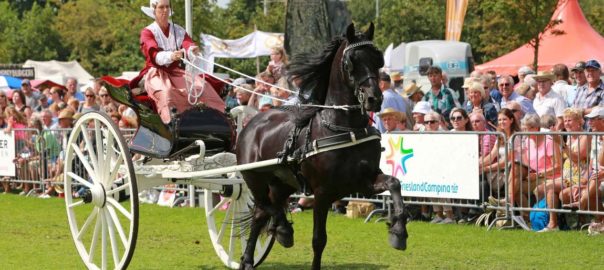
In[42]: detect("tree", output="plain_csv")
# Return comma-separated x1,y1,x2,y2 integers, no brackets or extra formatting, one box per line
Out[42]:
9,3,64,63
0,2,20,63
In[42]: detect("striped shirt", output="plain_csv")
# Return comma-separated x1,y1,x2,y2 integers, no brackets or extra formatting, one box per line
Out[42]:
573,80,604,109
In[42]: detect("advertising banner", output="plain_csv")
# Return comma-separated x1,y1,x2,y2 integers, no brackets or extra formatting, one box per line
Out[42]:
0,132,16,177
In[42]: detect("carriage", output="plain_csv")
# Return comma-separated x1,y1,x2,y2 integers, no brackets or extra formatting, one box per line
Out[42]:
62,23,408,270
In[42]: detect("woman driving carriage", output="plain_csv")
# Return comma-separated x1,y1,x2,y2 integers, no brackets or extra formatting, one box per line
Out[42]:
130,0,225,124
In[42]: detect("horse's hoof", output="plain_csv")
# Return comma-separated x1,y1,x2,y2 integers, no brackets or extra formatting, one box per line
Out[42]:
239,263,254,270
388,234,407,251
275,224,294,248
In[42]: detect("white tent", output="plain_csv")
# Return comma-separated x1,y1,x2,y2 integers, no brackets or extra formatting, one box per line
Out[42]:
23,60,94,87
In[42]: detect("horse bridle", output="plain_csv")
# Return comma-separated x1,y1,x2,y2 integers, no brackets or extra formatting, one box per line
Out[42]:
342,40,378,115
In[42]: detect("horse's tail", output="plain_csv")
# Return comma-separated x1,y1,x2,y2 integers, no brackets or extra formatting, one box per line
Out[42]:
231,203,274,239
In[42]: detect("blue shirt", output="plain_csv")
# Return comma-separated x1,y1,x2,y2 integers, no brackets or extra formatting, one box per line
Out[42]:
373,88,407,133
500,91,536,114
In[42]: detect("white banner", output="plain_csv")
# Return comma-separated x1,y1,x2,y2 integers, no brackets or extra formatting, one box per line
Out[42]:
201,31,284,58
380,133,479,200
0,132,15,176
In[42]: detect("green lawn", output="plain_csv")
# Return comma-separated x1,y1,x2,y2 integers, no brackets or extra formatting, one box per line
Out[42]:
1,194,603,269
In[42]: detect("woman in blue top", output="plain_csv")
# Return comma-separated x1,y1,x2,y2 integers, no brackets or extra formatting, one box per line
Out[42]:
464,82,498,130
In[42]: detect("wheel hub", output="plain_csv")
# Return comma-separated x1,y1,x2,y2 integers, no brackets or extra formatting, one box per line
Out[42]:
89,183,107,207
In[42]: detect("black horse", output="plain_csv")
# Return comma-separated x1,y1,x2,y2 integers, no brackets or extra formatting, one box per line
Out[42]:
236,23,408,269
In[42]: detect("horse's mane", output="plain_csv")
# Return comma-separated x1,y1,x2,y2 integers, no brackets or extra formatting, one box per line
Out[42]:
286,37,345,104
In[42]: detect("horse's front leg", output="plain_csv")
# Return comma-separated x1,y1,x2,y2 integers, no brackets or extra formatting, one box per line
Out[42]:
311,198,330,270
240,206,270,270
374,173,408,250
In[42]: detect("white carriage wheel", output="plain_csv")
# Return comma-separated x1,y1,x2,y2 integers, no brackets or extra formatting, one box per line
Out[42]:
204,176,274,269
64,111,138,270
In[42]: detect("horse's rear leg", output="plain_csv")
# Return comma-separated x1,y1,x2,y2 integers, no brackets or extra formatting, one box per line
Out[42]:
311,199,330,270
240,206,270,270
268,182,297,248
374,174,408,250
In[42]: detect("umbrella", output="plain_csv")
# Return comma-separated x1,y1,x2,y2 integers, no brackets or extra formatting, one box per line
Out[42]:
0,75,22,89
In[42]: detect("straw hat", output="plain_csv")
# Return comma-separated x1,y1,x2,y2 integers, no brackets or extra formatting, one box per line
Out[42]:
404,83,422,96
58,109,74,120
390,72,403,82
379,108,404,121
532,71,556,82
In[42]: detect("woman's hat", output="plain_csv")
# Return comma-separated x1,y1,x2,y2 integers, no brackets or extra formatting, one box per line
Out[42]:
412,101,432,115
141,0,173,19
378,108,404,121
404,83,421,96
58,109,74,120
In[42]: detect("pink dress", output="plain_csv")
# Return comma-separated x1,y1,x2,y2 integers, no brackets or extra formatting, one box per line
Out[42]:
523,135,561,179
131,22,225,123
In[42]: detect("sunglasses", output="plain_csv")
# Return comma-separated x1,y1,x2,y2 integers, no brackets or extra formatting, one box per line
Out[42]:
425,120,438,124
450,116,464,121
86,95,95,98
498,83,510,86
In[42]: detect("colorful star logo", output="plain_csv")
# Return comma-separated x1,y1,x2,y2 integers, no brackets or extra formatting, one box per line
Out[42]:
385,136,414,177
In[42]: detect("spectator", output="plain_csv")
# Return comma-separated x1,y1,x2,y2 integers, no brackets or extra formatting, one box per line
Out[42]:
470,112,497,157
67,98,80,114
270,78,295,107
65,77,85,102
505,101,525,124
411,101,431,131
539,114,557,132
48,86,64,105
20,79,40,108
29,117,60,198
12,90,27,112
0,90,9,113
450,107,472,132
499,74,536,115
404,82,423,110
378,107,403,133
248,71,275,110
573,59,604,118
570,61,587,87
551,63,577,107
423,66,456,123
532,71,567,130
102,103,118,115
374,72,407,133
98,87,114,107
35,94,50,112
40,109,54,129
266,47,288,81
235,84,253,106
225,78,245,111
516,66,535,88
523,115,563,232
422,111,454,224
464,82,498,130
391,72,404,94
515,83,537,101
486,71,502,106
79,88,100,113
560,107,604,227
92,78,104,95
4,107,30,195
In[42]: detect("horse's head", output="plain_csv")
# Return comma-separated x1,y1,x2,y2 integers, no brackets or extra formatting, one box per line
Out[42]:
342,23,384,112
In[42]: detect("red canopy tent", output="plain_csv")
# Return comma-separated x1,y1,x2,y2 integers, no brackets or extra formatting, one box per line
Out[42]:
475,0,604,75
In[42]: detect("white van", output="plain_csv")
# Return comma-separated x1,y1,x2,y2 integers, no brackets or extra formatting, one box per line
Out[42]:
386,40,473,102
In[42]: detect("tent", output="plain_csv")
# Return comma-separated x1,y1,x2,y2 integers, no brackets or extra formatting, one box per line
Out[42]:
475,0,604,75
22,60,94,87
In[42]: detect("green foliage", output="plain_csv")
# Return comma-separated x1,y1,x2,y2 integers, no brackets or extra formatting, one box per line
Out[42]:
0,2,19,63
9,3,63,63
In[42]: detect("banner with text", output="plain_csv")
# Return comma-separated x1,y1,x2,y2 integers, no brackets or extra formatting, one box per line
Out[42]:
380,133,479,200
0,132,16,176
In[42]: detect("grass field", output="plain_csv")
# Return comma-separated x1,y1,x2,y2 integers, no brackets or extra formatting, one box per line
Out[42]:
1,194,603,269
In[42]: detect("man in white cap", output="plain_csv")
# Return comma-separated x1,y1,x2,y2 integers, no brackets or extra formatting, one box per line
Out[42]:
411,101,432,131
130,0,224,124
573,60,604,118
516,65,534,88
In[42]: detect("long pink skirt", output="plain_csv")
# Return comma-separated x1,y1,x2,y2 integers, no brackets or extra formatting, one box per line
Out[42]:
144,67,225,123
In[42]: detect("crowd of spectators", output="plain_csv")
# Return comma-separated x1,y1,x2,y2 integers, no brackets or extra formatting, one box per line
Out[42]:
0,77,137,198
373,60,604,232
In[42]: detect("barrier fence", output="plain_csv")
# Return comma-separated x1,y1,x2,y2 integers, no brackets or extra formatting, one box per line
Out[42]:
3,128,604,231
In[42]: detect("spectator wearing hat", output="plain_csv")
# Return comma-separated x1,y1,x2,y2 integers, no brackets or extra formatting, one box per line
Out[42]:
570,61,587,87
532,71,567,130
35,93,50,112
378,108,404,133
464,82,498,130
499,75,536,115
373,72,407,133
405,82,424,106
551,63,577,107
20,79,41,109
516,66,535,88
573,60,604,117
411,101,432,131
235,84,254,106
390,72,404,94
423,66,457,123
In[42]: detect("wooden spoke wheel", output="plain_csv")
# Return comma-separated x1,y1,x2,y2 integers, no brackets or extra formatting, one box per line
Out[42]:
204,174,274,269
64,112,138,270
